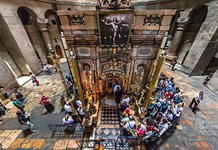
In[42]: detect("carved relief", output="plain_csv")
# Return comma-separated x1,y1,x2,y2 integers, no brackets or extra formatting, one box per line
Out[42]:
177,17,189,30
143,15,162,26
77,48,90,56
137,47,152,56
36,18,48,31
98,0,130,9
70,15,85,25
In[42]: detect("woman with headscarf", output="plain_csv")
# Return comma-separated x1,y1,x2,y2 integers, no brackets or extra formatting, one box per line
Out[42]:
39,96,54,113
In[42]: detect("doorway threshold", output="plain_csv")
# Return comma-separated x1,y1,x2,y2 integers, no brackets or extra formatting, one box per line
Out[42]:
16,76,31,86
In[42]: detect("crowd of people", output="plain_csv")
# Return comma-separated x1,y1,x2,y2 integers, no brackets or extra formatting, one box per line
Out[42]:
0,61,207,144
117,75,185,141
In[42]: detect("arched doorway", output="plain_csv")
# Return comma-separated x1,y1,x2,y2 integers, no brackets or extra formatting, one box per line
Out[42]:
82,63,91,90
55,45,63,58
177,5,208,64
17,7,47,65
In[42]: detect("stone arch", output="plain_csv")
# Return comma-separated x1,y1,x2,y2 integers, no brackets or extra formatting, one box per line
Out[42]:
45,9,57,25
177,5,208,64
17,6,37,26
55,45,63,58
17,6,48,65
137,64,145,75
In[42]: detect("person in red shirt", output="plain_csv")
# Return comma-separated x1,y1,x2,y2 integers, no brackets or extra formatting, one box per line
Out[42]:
39,96,54,113
165,90,173,99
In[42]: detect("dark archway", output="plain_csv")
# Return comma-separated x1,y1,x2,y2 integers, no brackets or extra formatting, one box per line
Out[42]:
17,7,37,26
17,7,47,65
55,45,63,58
177,5,208,64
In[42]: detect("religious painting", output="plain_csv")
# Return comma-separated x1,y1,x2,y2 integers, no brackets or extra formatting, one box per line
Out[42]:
97,10,134,46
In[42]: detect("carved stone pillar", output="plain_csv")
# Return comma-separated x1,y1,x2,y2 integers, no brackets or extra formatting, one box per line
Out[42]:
168,17,189,55
37,18,54,64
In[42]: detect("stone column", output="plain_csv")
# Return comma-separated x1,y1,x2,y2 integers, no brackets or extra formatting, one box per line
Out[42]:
71,55,85,105
36,18,54,64
37,18,69,93
168,17,189,56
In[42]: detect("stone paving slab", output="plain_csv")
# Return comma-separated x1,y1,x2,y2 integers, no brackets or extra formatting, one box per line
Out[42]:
0,130,22,149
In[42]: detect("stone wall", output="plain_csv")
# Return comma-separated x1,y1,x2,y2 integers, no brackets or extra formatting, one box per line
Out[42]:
0,0,53,74
25,25,48,64
181,1,218,75
207,69,218,94
0,39,19,89
0,39,22,78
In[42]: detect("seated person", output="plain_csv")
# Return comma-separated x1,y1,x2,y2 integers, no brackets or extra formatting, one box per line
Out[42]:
161,100,169,113
64,102,72,115
166,109,174,121
165,90,174,99
158,118,172,136
63,113,74,133
158,95,166,103
137,123,146,137
173,93,183,104
63,113,74,126
121,113,130,123
77,105,85,119
150,107,158,119
75,98,82,108
122,120,136,136
173,102,183,115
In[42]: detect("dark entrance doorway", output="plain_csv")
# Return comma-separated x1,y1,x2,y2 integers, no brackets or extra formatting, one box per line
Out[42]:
55,45,63,58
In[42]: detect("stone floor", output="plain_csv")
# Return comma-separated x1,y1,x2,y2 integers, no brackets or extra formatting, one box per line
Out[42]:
0,63,217,149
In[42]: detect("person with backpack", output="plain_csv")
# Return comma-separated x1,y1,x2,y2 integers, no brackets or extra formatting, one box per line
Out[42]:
11,97,25,114
15,89,28,104
16,111,36,133
39,96,54,113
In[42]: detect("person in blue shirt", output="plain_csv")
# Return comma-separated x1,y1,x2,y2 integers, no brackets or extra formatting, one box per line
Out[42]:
11,97,25,114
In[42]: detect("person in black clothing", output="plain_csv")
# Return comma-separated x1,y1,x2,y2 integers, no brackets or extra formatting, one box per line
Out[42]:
115,87,123,104
171,59,177,71
16,111,36,132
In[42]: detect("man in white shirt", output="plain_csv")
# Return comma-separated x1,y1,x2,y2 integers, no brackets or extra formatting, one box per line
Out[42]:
64,103,72,115
159,119,172,136
189,91,204,114
76,99,82,108
62,114,74,126
123,120,136,132
77,106,85,119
